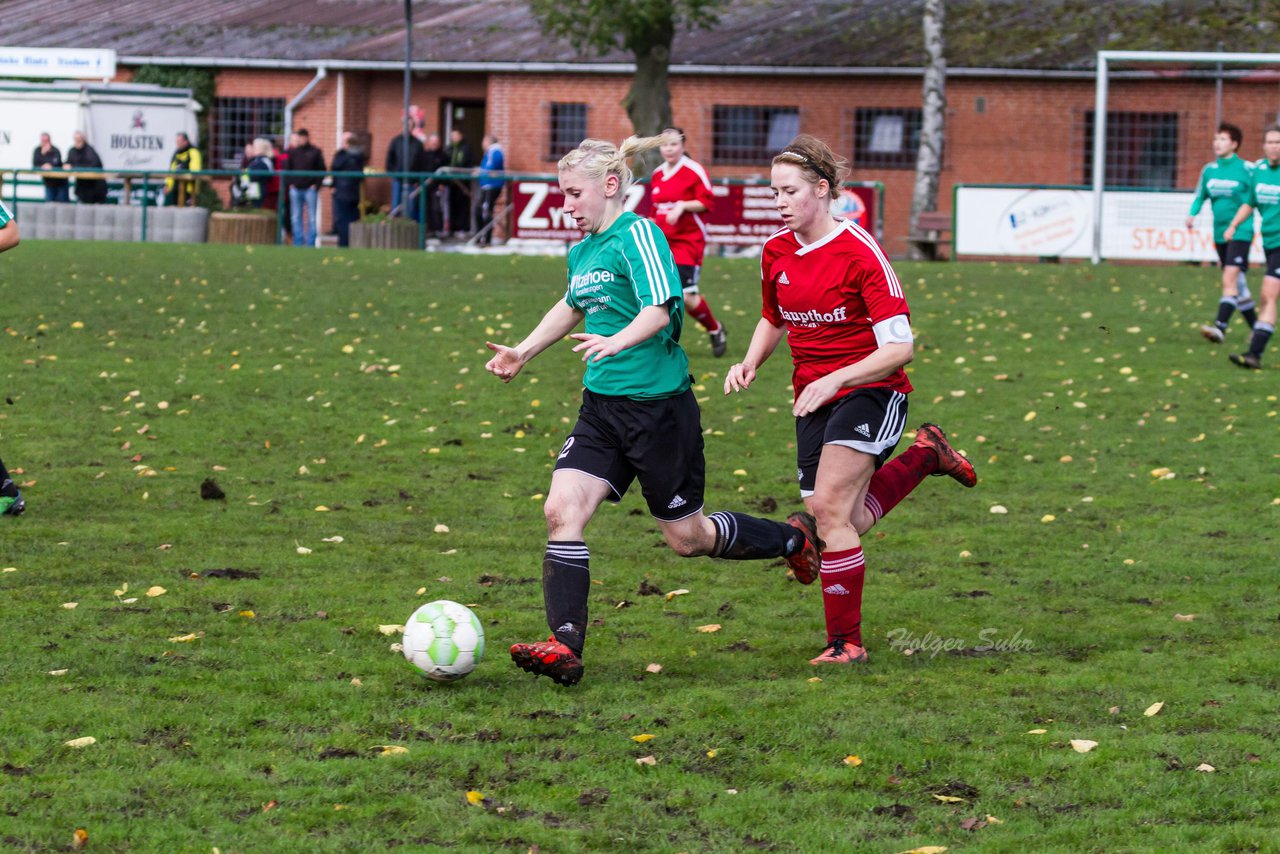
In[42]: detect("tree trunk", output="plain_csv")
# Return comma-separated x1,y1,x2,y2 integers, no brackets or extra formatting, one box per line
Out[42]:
909,0,947,260
623,42,674,174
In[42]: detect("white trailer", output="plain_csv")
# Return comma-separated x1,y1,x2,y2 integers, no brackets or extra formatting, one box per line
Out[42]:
0,80,200,201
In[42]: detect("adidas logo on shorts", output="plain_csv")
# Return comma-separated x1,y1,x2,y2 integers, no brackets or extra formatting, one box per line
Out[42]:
855,423,872,438
823,584,851,596
667,494,687,510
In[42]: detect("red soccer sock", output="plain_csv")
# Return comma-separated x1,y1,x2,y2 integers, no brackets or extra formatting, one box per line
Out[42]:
686,298,721,333
819,546,866,646
863,444,935,525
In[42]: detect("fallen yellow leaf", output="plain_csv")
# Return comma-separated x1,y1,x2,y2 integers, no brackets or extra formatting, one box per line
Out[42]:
696,624,721,633
145,586,166,598
1143,702,1164,717
433,523,450,534
896,848,948,854
465,790,486,805
664,589,690,601
1173,613,1196,622
635,755,657,766
378,624,404,636
645,663,663,674
1026,729,1048,735
62,602,78,610
843,755,863,766
1195,763,1216,773
1070,739,1098,753
705,749,718,758
64,736,97,748
168,632,201,643
932,794,964,803
631,734,655,743
377,745,408,756
985,815,1003,825
239,610,255,618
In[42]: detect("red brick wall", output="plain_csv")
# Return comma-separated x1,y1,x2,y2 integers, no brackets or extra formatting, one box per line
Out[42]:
120,64,1280,250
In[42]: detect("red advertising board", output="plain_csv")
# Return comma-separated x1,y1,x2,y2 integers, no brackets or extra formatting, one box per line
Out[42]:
509,179,877,247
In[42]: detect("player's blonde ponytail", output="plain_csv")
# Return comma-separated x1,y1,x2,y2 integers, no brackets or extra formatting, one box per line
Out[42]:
559,132,678,193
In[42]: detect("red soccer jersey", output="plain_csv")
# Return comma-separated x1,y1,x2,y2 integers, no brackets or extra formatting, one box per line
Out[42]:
649,155,714,267
760,220,913,402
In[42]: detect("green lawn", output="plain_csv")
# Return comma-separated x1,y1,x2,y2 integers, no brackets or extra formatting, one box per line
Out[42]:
0,242,1275,852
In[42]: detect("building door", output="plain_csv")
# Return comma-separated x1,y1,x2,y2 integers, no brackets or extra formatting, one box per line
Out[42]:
442,99,486,164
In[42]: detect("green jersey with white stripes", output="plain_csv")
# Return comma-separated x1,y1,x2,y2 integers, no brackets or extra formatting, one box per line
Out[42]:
1189,153,1255,244
564,211,688,399
0,200,13,229
1246,159,1280,249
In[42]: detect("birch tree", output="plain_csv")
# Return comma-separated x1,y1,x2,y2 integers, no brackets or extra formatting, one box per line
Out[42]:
910,0,947,259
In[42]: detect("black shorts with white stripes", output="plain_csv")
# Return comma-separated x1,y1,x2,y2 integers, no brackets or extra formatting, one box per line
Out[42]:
795,387,908,496
554,387,706,521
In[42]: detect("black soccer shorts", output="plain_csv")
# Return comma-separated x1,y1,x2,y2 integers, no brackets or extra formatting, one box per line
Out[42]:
1216,240,1251,273
676,264,701,295
794,387,909,496
555,387,706,522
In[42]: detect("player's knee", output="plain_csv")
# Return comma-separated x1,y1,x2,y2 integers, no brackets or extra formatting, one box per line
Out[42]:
810,495,849,539
543,495,583,535
665,534,704,558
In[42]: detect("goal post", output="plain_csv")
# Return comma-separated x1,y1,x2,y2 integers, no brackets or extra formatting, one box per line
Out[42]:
1092,49,1280,264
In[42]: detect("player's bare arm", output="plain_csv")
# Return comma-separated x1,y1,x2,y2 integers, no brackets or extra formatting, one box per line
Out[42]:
791,341,914,418
570,304,672,362
485,300,583,382
1224,203,1254,241
0,219,18,253
725,318,786,394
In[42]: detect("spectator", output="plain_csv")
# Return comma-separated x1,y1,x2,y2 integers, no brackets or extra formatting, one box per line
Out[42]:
66,131,108,204
476,133,505,245
444,128,474,236
330,131,367,247
244,138,275,209
231,142,256,207
285,129,326,247
269,138,287,214
413,132,448,235
386,119,424,218
32,133,69,203
164,132,202,207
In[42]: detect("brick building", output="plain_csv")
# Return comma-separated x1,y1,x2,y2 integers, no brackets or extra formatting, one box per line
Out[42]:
4,0,1280,252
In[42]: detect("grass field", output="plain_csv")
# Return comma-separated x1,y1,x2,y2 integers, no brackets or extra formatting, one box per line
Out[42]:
0,241,1276,853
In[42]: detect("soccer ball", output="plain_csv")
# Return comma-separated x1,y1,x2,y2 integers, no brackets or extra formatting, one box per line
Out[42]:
402,600,485,682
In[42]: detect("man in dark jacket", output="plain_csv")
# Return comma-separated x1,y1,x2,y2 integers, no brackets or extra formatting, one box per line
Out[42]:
329,132,367,247
385,124,424,218
33,133,69,202
413,132,448,234
67,132,109,204
444,128,474,236
285,129,326,247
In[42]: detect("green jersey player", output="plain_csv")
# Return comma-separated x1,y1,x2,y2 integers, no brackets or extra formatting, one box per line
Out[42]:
484,134,819,686
1186,122,1258,342
0,200,26,515
1224,125,1280,369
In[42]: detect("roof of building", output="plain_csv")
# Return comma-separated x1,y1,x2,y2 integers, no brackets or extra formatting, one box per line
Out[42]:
1,0,1277,72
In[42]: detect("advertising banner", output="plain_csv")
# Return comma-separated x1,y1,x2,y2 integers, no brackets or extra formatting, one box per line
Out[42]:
511,180,877,248
955,186,1264,263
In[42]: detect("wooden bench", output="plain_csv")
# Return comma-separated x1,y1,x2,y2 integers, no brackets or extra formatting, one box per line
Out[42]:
911,210,953,260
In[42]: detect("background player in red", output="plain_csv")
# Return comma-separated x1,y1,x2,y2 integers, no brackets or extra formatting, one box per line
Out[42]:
724,135,975,665
650,127,728,357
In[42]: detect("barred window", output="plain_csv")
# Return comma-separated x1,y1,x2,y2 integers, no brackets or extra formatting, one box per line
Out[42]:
1083,111,1179,189
548,103,587,161
212,97,285,169
712,106,800,165
854,108,922,169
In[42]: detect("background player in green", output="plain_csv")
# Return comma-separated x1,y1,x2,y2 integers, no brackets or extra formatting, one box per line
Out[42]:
0,200,27,515
1224,125,1280,369
484,134,819,686
1186,122,1258,343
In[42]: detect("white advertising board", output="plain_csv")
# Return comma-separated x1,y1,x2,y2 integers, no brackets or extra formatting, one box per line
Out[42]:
87,102,196,171
0,47,116,80
955,186,1264,263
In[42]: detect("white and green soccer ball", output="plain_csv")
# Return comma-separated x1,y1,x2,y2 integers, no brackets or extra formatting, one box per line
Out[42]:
402,600,485,682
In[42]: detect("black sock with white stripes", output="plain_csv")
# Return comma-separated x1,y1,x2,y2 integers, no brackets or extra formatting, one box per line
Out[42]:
543,541,590,655
707,511,803,560
1247,321,1274,359
1215,297,1236,331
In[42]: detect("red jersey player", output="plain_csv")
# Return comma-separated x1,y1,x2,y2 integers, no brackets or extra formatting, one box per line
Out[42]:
650,127,727,357
724,134,976,665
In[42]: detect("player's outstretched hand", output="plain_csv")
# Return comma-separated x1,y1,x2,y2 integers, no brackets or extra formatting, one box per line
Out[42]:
485,341,524,382
724,362,756,394
569,332,621,362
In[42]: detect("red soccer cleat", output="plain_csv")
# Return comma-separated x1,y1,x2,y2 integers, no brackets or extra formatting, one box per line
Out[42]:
784,511,823,584
809,639,869,665
912,423,977,488
510,637,584,686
